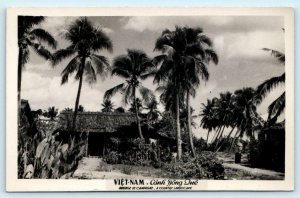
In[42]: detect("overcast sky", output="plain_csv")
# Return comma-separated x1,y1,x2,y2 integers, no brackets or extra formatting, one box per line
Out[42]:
21,16,285,139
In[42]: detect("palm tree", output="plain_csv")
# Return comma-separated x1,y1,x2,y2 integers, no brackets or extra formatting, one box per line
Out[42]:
228,87,256,151
104,49,155,139
101,99,114,112
129,98,143,113
182,27,218,156
52,17,112,129
63,107,73,112
18,16,57,122
144,98,160,125
255,48,285,125
200,99,218,144
153,26,218,158
43,106,58,121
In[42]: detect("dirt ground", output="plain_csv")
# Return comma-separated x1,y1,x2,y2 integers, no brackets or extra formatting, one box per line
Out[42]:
73,155,284,180
217,152,284,180
73,157,167,179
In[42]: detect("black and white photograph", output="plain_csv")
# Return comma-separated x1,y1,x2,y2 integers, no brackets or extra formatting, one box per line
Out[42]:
6,7,294,191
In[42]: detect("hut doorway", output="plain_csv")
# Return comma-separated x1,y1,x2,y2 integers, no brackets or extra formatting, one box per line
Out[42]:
88,133,105,156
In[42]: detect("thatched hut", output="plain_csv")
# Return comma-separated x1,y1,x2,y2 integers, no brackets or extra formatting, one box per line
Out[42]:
55,112,177,156
249,121,285,172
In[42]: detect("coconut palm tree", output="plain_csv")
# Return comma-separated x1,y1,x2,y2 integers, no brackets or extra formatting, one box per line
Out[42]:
18,16,57,122
229,87,256,151
129,98,143,114
182,27,218,156
52,17,112,129
104,49,155,139
153,26,218,158
255,48,285,125
101,99,114,112
144,98,160,125
43,106,58,121
200,98,218,144
63,107,73,112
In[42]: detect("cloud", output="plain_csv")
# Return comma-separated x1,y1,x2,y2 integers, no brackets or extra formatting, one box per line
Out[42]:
21,70,117,111
40,17,76,38
122,16,283,34
23,60,53,74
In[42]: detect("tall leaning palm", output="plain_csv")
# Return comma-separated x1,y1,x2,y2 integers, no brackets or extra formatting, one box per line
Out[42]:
182,27,218,156
104,49,155,139
53,17,112,129
154,26,218,158
18,16,57,121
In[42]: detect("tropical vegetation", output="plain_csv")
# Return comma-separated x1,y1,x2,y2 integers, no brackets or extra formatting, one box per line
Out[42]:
18,17,286,179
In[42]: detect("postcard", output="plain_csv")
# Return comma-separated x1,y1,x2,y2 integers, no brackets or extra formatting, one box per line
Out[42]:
6,7,294,191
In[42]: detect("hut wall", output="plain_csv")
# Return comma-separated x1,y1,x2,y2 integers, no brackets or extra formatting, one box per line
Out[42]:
250,128,285,172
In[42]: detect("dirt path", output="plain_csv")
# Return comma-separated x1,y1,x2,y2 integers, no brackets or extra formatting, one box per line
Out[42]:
222,162,284,179
73,157,156,179
217,152,284,180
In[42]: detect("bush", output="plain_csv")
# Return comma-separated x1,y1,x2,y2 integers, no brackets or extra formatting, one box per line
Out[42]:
121,164,133,175
18,120,86,179
103,151,121,164
163,151,224,179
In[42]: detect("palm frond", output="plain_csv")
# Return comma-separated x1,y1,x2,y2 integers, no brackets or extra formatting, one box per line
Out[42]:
30,28,57,49
262,48,285,64
140,68,157,80
20,47,29,67
92,29,113,52
104,83,125,100
52,46,76,65
31,43,52,60
122,85,134,105
152,54,168,66
84,59,97,84
186,44,205,59
90,54,110,78
204,49,219,64
112,54,133,78
197,34,213,47
195,60,209,81
154,34,173,52
268,91,285,119
139,86,155,104
255,73,285,104
61,56,81,84
18,16,45,37
153,59,174,84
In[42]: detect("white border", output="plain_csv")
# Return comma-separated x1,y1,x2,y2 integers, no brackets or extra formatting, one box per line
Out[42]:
6,7,294,191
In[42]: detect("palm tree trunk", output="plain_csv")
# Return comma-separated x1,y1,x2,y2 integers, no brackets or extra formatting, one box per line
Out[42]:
133,88,143,139
214,125,226,150
176,93,182,160
186,91,196,157
18,47,23,126
72,58,85,130
229,130,240,153
206,130,210,144
211,126,221,143
215,125,236,152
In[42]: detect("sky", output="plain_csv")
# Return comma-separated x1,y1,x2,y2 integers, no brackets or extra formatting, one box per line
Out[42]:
21,16,285,139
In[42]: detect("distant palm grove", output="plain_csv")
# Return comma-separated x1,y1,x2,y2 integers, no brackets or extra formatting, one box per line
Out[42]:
18,15,285,171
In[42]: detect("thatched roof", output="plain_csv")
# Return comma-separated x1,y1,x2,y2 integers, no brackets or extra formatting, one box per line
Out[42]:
57,112,137,133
